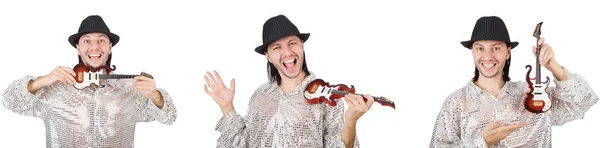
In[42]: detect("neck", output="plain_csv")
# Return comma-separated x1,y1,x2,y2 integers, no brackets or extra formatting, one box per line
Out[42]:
474,74,504,97
279,71,307,94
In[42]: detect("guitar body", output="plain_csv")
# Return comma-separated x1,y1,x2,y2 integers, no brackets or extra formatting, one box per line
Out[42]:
73,64,115,90
524,65,552,113
304,79,355,106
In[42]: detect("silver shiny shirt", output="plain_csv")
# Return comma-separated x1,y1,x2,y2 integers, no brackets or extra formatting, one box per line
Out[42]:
430,68,598,147
2,75,177,148
215,72,360,148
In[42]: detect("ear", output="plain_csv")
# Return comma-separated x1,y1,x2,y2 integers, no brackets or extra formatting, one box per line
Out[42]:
507,47,512,60
265,53,272,63
76,44,81,55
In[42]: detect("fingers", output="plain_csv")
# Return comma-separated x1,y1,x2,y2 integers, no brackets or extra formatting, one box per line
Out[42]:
214,71,224,87
204,74,214,88
205,71,220,88
55,68,75,84
58,66,76,84
363,94,375,108
543,46,553,65
60,66,76,77
538,44,547,62
538,37,545,46
230,78,236,90
134,75,154,81
350,94,365,108
133,81,155,87
484,120,502,132
495,121,526,133
343,94,357,108
204,84,211,94
531,46,537,56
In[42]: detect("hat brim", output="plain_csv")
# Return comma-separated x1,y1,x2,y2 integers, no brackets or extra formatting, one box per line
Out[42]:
69,31,120,48
461,40,518,49
255,33,310,55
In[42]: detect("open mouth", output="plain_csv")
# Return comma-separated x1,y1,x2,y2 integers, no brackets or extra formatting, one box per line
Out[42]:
282,58,298,70
88,53,103,60
480,62,497,70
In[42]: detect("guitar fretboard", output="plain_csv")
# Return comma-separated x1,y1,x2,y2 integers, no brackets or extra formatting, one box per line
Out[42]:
99,74,139,79
535,39,542,84
331,89,392,105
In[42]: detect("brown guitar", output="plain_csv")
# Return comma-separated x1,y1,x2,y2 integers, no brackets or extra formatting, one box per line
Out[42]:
73,63,153,90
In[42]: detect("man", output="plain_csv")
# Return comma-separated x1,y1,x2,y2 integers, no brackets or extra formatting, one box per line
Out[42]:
204,14,374,148
2,15,177,147
429,16,598,147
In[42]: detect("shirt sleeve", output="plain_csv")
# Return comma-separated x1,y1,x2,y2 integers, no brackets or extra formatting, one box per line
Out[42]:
2,76,49,118
135,88,177,125
324,99,360,148
214,90,259,148
548,68,599,126
429,90,489,148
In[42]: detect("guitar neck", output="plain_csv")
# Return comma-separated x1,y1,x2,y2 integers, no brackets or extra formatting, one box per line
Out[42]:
535,37,542,84
99,74,139,79
331,90,396,109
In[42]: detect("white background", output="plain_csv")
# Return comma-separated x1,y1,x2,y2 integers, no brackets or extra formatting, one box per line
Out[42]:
1,0,599,147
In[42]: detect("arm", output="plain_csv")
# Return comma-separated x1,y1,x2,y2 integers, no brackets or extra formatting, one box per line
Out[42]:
548,68,599,126
214,90,258,148
429,92,489,148
2,76,50,118
136,88,177,125
324,99,359,148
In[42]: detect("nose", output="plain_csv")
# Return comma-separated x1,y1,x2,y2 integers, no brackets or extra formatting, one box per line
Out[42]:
281,45,294,56
90,41,101,51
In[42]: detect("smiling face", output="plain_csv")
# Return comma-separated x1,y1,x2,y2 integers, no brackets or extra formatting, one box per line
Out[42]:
265,35,305,80
76,33,112,68
472,40,511,79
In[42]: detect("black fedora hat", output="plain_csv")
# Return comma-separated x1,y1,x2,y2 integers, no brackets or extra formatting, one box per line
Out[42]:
68,15,120,48
255,15,310,55
461,16,518,49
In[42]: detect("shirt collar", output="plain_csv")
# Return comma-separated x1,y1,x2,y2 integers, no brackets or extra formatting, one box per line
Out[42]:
264,71,316,94
466,80,515,100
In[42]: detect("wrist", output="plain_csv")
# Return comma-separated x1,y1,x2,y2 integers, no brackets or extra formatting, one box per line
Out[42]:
344,119,358,128
220,104,234,116
151,90,164,108
28,76,45,93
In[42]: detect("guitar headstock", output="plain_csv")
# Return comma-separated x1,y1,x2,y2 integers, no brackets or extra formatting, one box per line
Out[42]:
374,96,396,109
140,72,154,79
533,22,543,38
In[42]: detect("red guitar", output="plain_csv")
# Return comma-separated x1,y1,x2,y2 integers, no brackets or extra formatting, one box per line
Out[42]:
304,79,396,109
73,64,153,90
524,22,552,113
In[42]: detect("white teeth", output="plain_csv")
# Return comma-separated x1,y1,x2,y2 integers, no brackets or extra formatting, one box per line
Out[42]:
283,59,295,63
482,63,495,67
89,54,101,57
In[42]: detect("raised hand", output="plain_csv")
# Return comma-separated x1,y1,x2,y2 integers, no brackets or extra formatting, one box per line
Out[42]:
204,70,236,116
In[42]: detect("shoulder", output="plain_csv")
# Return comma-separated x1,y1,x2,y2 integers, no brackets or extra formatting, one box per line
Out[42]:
251,81,274,96
505,80,529,94
439,84,469,110
446,85,468,102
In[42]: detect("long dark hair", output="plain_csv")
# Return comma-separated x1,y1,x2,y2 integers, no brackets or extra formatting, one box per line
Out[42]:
267,52,309,85
472,45,511,82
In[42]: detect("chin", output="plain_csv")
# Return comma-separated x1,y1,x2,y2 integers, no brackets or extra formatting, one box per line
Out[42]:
281,70,301,79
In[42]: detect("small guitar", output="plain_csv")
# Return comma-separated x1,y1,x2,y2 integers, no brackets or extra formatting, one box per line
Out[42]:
72,63,153,90
524,22,552,113
304,79,396,109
